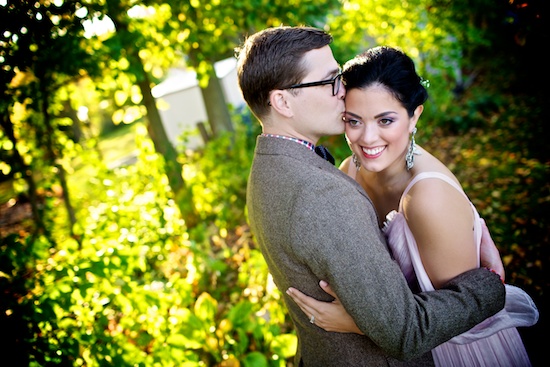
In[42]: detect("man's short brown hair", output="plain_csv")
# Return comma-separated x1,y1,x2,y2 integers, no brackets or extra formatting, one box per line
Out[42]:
236,26,333,120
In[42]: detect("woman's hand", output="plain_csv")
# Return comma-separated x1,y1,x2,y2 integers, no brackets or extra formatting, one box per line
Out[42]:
286,280,364,334
479,218,505,282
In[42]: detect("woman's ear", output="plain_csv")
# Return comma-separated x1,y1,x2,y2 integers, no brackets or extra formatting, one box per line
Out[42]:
410,104,423,131
269,90,294,118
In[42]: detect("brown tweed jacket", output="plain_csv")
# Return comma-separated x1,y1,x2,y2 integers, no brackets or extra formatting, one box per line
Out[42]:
246,135,505,367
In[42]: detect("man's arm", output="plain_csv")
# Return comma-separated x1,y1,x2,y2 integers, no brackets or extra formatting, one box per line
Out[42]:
291,180,505,360
287,217,506,335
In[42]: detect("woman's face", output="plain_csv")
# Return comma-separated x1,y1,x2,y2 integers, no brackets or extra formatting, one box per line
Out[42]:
343,85,421,173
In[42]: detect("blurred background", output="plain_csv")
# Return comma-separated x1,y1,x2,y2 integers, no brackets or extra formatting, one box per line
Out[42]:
1,0,547,366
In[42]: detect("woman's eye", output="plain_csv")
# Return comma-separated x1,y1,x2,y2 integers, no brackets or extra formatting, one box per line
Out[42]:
379,118,393,126
343,116,361,127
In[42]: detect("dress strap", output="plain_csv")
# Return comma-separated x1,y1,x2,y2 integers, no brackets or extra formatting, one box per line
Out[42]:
398,171,481,263
398,172,466,211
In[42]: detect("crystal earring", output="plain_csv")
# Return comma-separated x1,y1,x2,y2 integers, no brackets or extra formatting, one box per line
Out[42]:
405,127,418,170
352,153,361,172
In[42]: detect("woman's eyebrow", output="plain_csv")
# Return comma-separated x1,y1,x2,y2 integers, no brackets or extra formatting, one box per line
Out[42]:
344,111,362,119
374,111,397,119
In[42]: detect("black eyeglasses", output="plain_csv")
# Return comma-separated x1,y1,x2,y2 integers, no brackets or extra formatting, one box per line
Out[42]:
283,69,343,96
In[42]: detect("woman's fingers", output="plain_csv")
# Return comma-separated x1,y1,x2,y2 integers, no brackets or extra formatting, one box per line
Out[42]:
286,284,363,334
286,287,315,316
479,218,505,282
319,280,337,299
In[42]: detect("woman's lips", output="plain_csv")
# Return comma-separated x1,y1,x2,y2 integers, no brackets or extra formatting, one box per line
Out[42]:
361,146,385,158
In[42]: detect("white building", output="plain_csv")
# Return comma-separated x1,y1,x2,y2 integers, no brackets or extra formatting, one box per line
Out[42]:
152,57,245,150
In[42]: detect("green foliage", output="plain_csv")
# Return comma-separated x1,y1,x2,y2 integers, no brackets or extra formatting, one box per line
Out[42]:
182,109,260,230
422,93,549,293
1,114,295,366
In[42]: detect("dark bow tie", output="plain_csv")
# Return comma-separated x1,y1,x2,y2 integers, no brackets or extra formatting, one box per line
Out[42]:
315,145,335,165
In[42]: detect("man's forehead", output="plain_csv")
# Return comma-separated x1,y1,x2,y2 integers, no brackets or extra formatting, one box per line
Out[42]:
302,47,339,76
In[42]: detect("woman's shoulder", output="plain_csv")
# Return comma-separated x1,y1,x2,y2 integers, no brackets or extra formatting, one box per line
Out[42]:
403,170,470,219
403,148,469,211
413,146,461,185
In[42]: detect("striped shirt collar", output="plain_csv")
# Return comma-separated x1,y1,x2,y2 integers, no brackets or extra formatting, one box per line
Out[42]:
260,133,315,151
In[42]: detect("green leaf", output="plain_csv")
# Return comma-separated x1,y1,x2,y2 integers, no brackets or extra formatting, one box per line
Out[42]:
242,351,269,367
194,292,218,322
176,308,208,349
270,333,297,359
227,301,254,326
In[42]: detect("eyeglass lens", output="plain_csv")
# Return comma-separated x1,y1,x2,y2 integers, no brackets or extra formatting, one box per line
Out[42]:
332,74,342,96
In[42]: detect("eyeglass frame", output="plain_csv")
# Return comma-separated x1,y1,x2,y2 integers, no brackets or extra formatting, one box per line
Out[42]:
282,68,343,96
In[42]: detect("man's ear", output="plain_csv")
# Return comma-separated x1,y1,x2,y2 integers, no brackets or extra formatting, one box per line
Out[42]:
269,90,293,118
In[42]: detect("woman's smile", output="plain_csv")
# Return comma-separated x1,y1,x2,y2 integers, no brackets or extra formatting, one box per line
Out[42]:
361,146,385,158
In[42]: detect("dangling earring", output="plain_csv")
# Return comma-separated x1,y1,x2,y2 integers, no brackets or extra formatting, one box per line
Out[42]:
405,127,418,170
352,153,361,172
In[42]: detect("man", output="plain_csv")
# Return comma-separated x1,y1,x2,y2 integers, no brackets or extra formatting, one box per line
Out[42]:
236,26,505,366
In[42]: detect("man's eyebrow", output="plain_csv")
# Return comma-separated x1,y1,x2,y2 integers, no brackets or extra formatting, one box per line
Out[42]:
323,67,340,79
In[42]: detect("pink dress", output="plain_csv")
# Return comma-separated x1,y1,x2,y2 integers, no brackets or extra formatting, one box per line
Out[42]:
378,172,539,366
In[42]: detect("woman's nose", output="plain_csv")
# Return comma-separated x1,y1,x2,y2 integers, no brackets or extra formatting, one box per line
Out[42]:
361,123,379,144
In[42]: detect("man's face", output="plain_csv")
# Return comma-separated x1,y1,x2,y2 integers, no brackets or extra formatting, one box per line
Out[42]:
284,46,346,142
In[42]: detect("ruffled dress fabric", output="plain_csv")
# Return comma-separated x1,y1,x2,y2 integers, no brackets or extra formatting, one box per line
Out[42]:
382,172,539,367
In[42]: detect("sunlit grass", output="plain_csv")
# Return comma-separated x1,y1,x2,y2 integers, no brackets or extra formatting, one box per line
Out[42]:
98,122,141,165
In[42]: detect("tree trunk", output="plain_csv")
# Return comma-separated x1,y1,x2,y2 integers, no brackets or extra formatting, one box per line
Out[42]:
134,56,200,228
0,113,47,237
105,0,200,229
200,68,234,138
40,79,77,238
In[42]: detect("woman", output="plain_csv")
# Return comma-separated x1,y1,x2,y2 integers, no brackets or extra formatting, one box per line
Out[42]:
287,46,539,366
